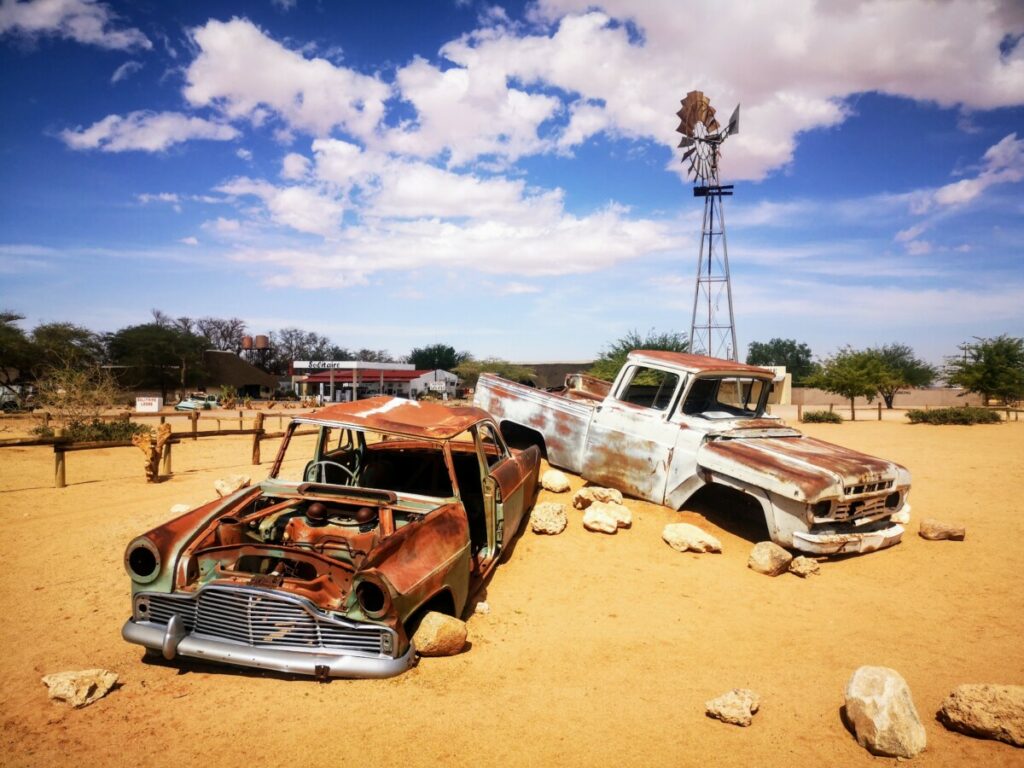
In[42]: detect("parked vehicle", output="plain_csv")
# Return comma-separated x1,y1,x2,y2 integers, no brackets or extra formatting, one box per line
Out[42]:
122,397,540,678
474,350,911,555
174,393,220,411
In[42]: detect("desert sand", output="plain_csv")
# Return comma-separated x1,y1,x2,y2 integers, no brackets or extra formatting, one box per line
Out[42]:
1,420,1022,767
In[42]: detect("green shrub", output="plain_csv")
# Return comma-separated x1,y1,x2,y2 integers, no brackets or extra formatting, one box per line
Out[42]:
32,419,153,441
906,407,1002,425
802,410,843,423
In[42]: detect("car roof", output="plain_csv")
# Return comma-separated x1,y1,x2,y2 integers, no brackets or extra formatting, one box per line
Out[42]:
629,350,775,377
295,396,491,440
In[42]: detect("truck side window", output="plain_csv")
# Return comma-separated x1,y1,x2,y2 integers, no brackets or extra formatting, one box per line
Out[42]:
618,367,680,411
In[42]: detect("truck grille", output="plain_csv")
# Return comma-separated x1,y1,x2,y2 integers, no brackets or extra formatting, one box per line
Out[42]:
137,586,390,656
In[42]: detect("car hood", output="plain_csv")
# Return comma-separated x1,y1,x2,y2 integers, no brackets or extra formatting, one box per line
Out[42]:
697,434,909,504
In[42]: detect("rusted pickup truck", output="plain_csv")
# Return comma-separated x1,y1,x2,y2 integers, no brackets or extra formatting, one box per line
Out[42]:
474,350,910,555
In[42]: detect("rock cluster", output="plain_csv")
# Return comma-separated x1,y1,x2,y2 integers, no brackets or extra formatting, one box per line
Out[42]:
42,669,119,708
705,689,761,726
582,505,618,534
662,523,722,554
788,556,821,578
413,612,468,657
530,502,568,535
540,469,571,493
919,518,966,541
844,666,927,758
572,486,624,510
938,683,1024,747
748,541,793,576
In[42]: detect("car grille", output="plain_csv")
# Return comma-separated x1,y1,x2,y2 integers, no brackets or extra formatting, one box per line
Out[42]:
832,494,891,521
138,586,390,656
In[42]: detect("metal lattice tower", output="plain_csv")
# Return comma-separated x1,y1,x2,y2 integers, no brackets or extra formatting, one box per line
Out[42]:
675,91,740,360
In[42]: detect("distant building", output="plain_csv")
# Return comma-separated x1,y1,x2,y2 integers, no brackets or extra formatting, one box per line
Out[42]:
202,350,279,399
292,361,458,401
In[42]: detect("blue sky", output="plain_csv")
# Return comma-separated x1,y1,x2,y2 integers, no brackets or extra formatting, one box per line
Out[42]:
1,0,1022,365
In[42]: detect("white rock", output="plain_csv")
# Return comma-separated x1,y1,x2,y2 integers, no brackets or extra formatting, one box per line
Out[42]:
662,523,722,554
572,486,624,510
540,469,571,493
582,506,618,534
214,474,250,498
474,601,491,615
169,503,191,515
706,688,761,727
590,501,631,529
844,666,927,758
789,556,821,578
42,669,118,708
530,502,568,535
413,612,468,657
891,504,911,525
938,683,1024,747
748,541,793,576
919,518,966,541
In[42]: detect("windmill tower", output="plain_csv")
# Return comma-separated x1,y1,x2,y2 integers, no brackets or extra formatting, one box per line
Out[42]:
675,91,740,360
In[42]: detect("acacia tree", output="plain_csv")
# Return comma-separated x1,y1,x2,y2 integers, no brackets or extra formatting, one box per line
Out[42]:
453,359,536,389
746,338,816,384
30,322,104,372
805,348,882,420
408,344,472,371
589,329,688,382
0,311,35,397
870,343,937,408
946,335,1024,405
108,323,208,400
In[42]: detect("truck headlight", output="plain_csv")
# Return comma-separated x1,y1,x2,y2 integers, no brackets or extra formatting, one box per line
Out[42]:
355,576,392,618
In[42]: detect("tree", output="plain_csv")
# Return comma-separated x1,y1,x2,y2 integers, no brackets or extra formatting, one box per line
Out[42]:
588,329,688,382
453,358,537,389
108,324,208,400
195,317,247,353
946,335,1024,405
746,338,817,384
805,347,882,420
0,311,35,395
355,348,395,363
34,362,120,431
268,328,334,374
408,344,472,371
870,343,937,408
30,322,104,371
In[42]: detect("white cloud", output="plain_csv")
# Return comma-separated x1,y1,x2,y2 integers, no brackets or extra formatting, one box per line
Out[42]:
0,0,150,50
500,282,542,295
137,192,180,204
179,236,199,246
236,147,252,161
281,152,310,180
183,18,390,140
207,217,241,234
217,176,344,237
60,110,239,152
271,0,297,10
110,60,142,84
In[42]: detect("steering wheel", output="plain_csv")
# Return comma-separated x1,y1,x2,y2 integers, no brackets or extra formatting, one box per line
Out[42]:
305,460,357,485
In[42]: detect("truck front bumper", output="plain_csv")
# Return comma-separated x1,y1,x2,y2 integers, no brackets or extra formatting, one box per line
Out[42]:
123,617,415,679
792,521,904,555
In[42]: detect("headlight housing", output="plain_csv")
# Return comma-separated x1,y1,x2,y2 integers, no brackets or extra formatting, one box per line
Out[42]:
124,537,161,583
354,574,392,618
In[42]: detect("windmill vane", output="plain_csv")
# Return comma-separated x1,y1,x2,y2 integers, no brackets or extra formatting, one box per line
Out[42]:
675,90,739,185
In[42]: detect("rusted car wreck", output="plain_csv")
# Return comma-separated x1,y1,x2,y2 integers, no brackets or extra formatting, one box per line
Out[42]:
122,397,540,678
475,350,911,555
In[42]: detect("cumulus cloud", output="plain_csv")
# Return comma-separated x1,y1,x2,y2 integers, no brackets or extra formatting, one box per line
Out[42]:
183,18,390,140
180,236,199,246
280,152,310,180
0,0,151,50
217,176,345,237
60,110,239,152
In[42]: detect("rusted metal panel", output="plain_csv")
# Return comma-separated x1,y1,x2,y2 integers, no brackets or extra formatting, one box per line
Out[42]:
307,397,492,440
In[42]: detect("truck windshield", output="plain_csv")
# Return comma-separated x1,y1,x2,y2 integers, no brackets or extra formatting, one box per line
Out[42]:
680,376,768,418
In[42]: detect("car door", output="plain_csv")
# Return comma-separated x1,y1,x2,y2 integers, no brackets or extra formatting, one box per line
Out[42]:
580,364,685,504
477,422,536,554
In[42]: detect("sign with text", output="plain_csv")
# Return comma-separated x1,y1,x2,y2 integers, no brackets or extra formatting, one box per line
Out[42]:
135,397,163,413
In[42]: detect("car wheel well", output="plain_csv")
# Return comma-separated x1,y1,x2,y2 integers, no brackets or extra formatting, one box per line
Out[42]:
404,589,457,637
499,421,547,458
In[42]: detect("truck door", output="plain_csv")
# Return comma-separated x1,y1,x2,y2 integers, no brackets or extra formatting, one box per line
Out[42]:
581,364,684,504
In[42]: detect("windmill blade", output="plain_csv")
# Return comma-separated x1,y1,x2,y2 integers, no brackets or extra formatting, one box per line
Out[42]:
726,104,740,136
678,136,694,148
681,147,696,164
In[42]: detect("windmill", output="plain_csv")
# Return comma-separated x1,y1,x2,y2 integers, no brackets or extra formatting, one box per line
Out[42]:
675,90,740,360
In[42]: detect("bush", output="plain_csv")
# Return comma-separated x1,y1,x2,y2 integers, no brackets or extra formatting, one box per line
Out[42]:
32,419,152,442
906,407,1002,425
802,410,843,423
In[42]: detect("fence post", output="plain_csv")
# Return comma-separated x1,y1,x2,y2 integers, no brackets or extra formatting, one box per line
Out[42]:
160,415,166,425
797,404,803,420
878,402,882,421
161,441,172,475
252,412,264,465
239,409,244,431
54,446,66,488
828,403,834,414
43,412,51,429
191,411,198,440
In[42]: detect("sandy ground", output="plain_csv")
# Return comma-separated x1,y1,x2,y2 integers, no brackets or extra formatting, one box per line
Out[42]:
1,421,1022,767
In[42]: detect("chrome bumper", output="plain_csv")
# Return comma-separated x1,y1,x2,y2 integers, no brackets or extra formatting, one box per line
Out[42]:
792,522,904,555
123,618,416,679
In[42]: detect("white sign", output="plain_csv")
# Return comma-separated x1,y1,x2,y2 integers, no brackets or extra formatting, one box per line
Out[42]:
427,381,448,392
135,397,163,413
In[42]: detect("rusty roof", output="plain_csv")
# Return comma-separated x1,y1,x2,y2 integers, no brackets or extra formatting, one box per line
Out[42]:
297,396,490,439
629,350,774,377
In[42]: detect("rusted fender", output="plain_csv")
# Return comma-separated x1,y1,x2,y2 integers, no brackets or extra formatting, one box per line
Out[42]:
698,435,908,504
